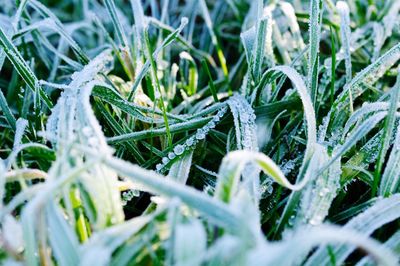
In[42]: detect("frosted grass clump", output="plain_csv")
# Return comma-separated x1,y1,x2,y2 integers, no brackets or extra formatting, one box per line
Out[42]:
297,145,342,227
155,105,228,173
227,94,258,151
1,0,400,265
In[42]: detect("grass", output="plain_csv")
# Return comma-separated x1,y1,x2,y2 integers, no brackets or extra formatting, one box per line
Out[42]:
0,0,400,265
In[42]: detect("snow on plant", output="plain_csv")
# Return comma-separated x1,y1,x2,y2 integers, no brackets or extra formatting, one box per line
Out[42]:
0,0,400,265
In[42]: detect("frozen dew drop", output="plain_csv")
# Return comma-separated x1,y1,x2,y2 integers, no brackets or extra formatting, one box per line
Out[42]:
131,189,140,197
288,215,296,226
196,130,206,140
186,138,194,146
173,144,184,155
168,152,176,160
162,157,169,164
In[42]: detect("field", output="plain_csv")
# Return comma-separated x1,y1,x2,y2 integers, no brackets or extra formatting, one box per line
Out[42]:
1,0,400,265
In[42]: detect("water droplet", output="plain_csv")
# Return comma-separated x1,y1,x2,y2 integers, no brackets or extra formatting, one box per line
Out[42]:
309,215,323,226
196,131,205,140
288,215,296,226
162,157,169,164
186,138,194,146
168,152,175,160
156,164,163,171
131,189,140,197
174,144,184,155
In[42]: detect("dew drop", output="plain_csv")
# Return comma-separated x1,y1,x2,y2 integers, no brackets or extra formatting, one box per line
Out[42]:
174,144,184,155
162,157,169,164
196,131,205,140
186,138,194,146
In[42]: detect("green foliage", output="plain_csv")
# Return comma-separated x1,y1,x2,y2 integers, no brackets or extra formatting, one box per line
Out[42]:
0,0,400,265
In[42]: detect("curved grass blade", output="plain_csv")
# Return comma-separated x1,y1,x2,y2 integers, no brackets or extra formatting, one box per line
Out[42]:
260,66,317,236
306,194,400,266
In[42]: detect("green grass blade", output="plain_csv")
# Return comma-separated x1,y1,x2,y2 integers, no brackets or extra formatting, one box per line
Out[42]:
0,88,16,129
376,72,400,196
0,27,52,108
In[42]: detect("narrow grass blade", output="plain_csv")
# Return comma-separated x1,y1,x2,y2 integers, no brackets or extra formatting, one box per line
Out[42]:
0,88,16,129
0,27,52,108
306,194,400,266
308,0,322,105
376,72,400,196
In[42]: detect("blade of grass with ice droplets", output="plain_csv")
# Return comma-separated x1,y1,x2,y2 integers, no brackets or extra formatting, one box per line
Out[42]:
305,194,400,266
308,0,322,106
168,151,194,184
333,42,400,120
259,66,317,236
270,225,398,266
337,1,353,113
356,230,400,266
91,151,245,233
215,150,317,204
127,17,188,101
320,111,387,174
341,131,382,185
374,72,400,196
107,117,211,144
379,124,400,196
296,144,341,227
